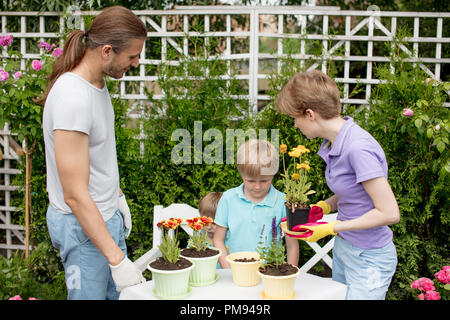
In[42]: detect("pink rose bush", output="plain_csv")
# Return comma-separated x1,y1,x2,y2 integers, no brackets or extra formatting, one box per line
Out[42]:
8,295,39,300
402,108,414,117
31,59,42,71
52,47,63,58
38,40,63,57
435,266,450,284
410,266,450,300
0,69,9,81
0,34,62,156
0,34,13,46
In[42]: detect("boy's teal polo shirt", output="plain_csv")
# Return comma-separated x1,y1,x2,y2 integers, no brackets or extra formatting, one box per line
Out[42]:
214,183,286,253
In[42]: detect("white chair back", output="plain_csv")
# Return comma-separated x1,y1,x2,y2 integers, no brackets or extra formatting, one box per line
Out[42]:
134,203,199,272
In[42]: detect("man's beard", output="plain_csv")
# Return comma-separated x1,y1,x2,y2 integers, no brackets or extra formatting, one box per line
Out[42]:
105,62,125,79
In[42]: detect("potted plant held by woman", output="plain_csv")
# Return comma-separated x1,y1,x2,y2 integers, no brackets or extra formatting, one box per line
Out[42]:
147,218,194,299
256,217,300,299
179,216,222,286
277,144,322,231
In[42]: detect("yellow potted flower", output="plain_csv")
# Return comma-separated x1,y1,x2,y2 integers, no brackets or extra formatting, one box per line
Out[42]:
277,143,317,231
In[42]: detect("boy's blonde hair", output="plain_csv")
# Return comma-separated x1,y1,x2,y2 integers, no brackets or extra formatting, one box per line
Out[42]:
276,70,341,119
199,192,223,219
236,139,279,178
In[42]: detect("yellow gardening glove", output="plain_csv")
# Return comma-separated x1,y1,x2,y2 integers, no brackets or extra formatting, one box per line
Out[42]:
311,200,331,215
299,220,340,242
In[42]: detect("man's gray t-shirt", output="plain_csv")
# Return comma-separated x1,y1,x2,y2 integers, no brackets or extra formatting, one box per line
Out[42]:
43,72,119,221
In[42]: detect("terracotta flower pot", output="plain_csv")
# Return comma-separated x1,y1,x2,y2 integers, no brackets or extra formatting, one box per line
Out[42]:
285,204,309,231
226,251,262,287
180,247,221,287
257,265,300,300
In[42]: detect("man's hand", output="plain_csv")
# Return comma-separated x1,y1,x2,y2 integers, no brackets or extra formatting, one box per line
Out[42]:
110,257,145,292
118,194,131,238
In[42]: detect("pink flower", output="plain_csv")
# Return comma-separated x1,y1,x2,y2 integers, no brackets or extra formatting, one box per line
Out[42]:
402,108,414,117
0,70,9,81
425,290,440,300
27,297,38,300
0,34,13,47
411,280,420,289
31,60,42,71
435,266,450,284
52,47,63,58
435,125,440,131
418,293,425,300
411,277,435,292
8,295,23,300
13,71,22,79
38,40,52,51
426,78,431,84
419,277,435,292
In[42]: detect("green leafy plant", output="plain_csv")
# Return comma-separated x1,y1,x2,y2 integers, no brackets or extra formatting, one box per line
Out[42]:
256,217,286,268
0,242,66,300
156,218,183,264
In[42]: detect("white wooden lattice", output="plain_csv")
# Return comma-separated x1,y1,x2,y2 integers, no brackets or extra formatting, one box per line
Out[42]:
1,6,449,256
0,124,25,258
1,6,449,116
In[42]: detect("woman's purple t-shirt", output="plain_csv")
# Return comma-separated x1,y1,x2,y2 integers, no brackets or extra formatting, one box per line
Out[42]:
317,116,393,249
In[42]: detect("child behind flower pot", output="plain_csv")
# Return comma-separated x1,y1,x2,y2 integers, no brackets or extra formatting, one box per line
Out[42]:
213,139,299,269
198,192,223,245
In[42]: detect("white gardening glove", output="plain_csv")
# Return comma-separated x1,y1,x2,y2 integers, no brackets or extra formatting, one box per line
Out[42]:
110,257,146,292
118,194,131,238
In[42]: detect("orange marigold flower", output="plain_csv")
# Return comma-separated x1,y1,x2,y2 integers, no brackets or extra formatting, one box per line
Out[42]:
279,144,287,154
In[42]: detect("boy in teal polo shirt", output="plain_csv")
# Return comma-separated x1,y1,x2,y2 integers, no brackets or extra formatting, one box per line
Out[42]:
213,139,299,269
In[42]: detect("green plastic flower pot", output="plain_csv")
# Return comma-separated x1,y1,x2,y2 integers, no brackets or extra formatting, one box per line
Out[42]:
147,259,194,300
180,247,221,286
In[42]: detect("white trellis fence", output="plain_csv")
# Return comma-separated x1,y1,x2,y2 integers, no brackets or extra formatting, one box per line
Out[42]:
1,6,449,256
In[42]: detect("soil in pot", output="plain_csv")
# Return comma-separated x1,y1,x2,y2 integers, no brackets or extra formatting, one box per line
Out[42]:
259,263,298,276
234,257,258,262
180,247,219,258
149,257,192,271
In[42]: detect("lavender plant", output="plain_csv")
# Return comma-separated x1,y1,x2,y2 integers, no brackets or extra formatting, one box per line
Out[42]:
256,217,286,267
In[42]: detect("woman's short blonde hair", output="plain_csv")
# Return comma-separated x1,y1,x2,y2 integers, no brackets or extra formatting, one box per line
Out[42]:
276,70,341,119
236,139,279,178
198,192,223,219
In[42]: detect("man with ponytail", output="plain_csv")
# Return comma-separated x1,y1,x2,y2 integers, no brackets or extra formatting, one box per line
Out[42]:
42,6,147,299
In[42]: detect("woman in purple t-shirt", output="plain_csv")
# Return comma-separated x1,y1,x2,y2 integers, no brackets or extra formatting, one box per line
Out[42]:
276,70,400,300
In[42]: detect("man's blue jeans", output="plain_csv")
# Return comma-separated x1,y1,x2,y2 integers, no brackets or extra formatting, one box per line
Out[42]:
46,205,127,300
